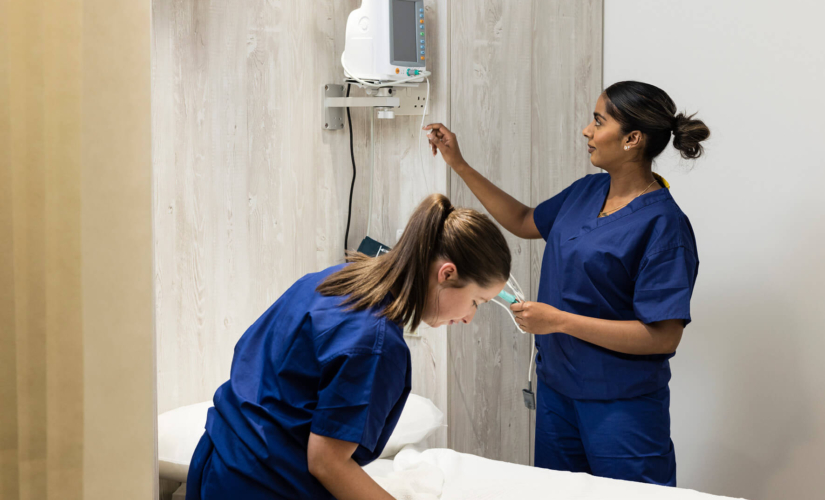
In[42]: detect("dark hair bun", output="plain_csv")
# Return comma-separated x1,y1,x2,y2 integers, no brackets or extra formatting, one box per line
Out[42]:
672,112,710,160
604,82,711,162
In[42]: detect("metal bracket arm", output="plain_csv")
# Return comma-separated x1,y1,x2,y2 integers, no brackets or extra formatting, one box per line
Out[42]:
325,96,401,108
323,84,427,129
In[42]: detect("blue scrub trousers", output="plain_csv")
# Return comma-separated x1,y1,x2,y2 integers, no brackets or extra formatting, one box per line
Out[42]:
187,433,285,500
534,378,676,486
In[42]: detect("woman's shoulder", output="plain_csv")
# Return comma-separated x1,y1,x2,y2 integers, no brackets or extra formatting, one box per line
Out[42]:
539,172,606,206
313,310,408,366
569,172,609,192
642,195,698,256
304,266,408,360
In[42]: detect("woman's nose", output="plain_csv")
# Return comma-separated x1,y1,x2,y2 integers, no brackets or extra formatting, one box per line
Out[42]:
462,308,477,324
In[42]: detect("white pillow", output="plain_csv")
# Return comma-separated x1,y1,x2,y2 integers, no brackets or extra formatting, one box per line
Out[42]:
156,394,443,481
379,393,444,459
157,401,212,483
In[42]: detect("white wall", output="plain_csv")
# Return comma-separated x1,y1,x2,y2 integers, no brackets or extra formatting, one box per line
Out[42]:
604,1,825,499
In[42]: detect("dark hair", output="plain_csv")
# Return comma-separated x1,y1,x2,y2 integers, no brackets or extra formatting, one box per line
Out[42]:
604,81,710,160
317,194,511,331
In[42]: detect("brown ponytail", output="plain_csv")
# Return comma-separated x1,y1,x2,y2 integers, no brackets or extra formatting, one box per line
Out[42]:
317,194,511,331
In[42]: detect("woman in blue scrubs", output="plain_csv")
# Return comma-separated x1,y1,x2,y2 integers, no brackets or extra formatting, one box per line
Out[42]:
186,194,511,500
425,81,710,486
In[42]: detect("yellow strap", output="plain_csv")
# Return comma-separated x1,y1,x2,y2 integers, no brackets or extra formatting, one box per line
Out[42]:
653,172,670,189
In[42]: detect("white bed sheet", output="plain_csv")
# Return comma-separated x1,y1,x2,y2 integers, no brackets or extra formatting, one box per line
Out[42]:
364,446,746,500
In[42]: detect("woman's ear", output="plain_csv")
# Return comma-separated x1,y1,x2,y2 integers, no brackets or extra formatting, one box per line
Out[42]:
625,130,643,149
437,262,458,284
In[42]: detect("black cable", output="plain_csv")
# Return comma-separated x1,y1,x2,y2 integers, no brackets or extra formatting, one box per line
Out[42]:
344,84,356,254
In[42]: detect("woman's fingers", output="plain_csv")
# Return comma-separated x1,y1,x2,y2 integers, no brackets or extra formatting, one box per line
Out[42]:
426,132,441,157
426,124,453,142
425,123,463,164
424,123,451,135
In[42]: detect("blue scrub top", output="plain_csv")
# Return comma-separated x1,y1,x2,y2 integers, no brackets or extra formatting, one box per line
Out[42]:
533,173,699,400
203,264,412,498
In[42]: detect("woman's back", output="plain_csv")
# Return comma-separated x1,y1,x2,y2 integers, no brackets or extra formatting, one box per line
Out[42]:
201,264,411,499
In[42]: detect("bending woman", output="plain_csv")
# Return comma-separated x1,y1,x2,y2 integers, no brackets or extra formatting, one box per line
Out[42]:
425,81,709,486
186,194,511,500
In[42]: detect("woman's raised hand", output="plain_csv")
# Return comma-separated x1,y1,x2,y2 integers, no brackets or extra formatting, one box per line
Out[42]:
424,123,466,169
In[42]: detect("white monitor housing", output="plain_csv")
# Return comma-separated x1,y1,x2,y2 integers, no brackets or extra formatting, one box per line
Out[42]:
343,0,427,83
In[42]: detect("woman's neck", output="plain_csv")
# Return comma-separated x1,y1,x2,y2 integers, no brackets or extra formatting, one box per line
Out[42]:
606,161,658,199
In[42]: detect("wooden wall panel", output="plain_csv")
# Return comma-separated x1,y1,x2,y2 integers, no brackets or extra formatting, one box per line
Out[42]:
448,0,603,465
153,0,358,414
153,0,450,451
448,0,534,465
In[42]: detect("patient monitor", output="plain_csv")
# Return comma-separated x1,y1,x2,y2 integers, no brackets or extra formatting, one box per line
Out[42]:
343,0,428,83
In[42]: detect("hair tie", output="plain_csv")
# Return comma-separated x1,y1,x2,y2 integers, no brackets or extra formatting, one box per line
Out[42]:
436,203,454,241
671,113,686,134
441,204,455,225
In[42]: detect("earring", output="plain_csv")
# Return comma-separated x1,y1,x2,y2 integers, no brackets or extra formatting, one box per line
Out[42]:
624,146,629,150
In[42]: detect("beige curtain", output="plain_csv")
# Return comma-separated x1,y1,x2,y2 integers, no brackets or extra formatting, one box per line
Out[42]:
0,1,156,499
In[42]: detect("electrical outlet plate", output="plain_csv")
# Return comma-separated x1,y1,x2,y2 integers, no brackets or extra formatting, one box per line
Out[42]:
392,85,430,116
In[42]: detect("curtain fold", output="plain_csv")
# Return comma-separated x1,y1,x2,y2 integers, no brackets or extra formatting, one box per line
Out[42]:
0,1,155,498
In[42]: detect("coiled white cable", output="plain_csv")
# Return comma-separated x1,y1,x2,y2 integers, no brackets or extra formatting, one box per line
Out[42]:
490,276,536,387
417,77,431,193
366,107,375,237
342,53,431,88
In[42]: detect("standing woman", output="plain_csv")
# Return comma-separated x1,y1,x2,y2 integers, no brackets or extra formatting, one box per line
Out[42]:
186,194,511,500
425,81,709,486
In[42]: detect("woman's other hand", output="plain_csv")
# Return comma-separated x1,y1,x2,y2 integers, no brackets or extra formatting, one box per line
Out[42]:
511,301,566,335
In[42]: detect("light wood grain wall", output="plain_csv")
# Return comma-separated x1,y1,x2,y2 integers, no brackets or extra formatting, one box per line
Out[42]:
152,0,451,452
152,0,601,475
448,0,603,465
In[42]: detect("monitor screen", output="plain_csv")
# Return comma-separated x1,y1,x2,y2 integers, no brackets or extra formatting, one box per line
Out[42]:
392,0,417,63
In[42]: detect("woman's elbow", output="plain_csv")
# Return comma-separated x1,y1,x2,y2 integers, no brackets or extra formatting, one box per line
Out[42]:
307,437,331,480
307,450,333,481
307,432,355,481
661,335,681,354
648,320,683,354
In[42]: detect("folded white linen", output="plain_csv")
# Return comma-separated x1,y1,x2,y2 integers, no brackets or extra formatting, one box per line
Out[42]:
364,446,747,500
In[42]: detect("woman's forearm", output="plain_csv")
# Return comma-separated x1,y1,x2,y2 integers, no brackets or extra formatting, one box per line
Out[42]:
558,312,683,355
307,433,395,500
453,161,540,239
312,458,395,500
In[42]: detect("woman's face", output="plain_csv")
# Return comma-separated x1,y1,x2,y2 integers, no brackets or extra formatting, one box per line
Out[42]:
421,260,506,328
582,94,639,169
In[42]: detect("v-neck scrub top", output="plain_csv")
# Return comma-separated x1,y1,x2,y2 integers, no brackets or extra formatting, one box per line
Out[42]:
533,173,699,400
188,264,412,499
